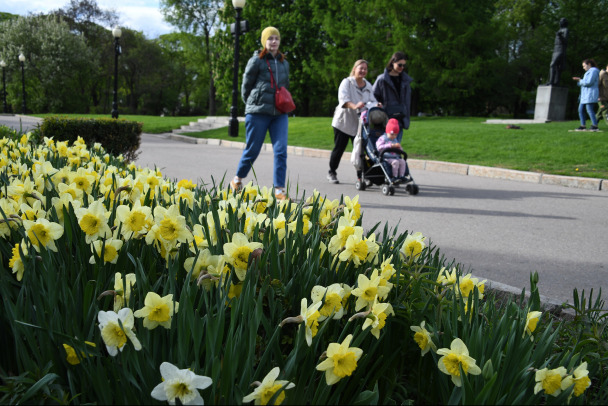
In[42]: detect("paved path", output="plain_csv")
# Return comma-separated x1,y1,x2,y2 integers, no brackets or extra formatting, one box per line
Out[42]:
136,133,608,307
2,115,607,306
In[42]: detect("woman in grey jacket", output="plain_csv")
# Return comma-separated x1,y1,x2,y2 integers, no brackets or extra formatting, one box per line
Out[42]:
328,59,379,184
231,27,290,200
372,51,413,143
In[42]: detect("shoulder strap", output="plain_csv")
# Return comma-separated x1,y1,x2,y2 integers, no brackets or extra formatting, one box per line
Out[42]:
266,59,276,89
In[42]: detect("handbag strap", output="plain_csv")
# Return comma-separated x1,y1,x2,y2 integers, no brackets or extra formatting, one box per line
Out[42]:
266,59,276,90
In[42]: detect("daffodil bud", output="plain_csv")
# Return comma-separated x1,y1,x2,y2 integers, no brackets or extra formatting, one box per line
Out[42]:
482,359,494,380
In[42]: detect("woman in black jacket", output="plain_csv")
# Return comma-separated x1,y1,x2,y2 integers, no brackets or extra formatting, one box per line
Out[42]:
372,52,413,143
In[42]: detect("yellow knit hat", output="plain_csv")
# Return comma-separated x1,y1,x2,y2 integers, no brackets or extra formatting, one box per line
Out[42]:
261,26,280,46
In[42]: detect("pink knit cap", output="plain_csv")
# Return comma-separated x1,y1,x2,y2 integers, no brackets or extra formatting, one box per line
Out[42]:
386,118,400,135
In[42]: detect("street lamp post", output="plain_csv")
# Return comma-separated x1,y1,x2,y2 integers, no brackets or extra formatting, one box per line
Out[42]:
229,0,247,137
111,27,122,119
18,53,26,115
0,60,7,114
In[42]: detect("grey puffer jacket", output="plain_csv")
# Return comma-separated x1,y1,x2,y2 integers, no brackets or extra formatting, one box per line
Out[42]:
241,50,290,116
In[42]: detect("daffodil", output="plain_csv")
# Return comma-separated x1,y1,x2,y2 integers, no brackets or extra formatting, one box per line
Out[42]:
351,270,391,311
151,361,212,405
22,218,64,252
437,338,481,387
523,311,542,340
410,321,437,356
534,367,568,396
343,195,361,221
242,367,295,405
456,274,486,300
115,200,153,239
437,267,458,286
311,283,346,320
75,199,112,243
223,232,263,281
63,341,96,365
338,229,378,265
113,272,136,312
316,334,363,385
89,238,123,264
327,217,357,254
561,362,591,398
9,243,28,281
134,292,179,330
97,308,142,356
153,204,192,245
400,231,426,260
362,299,395,339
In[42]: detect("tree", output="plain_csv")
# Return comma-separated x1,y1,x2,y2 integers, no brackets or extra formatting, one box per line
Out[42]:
161,0,222,115
0,14,94,113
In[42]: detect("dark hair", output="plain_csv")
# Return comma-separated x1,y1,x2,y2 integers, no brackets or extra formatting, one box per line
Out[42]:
386,51,408,71
583,59,597,68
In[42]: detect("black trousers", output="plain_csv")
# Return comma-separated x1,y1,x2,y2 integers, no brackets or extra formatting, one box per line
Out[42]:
329,127,361,178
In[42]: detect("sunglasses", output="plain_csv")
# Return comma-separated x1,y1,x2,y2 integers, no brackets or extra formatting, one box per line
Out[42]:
396,63,406,68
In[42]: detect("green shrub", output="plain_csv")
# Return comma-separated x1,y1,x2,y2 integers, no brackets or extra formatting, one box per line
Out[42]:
39,116,142,162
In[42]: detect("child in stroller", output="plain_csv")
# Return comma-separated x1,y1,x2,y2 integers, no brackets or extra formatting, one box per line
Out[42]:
376,118,408,182
353,107,419,196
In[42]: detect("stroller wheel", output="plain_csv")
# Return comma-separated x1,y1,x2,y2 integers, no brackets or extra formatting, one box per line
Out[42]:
356,179,366,191
406,184,420,195
382,185,390,195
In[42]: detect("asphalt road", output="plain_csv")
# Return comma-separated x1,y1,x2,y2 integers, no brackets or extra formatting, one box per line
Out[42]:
2,115,607,306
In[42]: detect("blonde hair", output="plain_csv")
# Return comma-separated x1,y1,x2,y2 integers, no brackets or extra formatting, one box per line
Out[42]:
349,59,368,77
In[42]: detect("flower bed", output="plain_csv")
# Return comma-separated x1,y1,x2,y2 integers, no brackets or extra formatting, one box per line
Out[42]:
0,132,601,404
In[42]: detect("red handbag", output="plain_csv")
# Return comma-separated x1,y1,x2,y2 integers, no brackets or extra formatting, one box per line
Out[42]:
266,60,296,114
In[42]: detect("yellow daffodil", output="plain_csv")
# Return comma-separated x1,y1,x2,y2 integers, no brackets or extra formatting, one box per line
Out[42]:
89,238,123,264
223,232,263,281
343,195,361,221
19,200,46,221
151,362,212,406
153,204,192,245
115,200,153,239
456,274,486,300
351,270,391,311
311,283,346,320
534,366,568,396
9,242,28,281
523,311,542,341
437,338,482,387
400,232,426,260
22,218,64,252
134,292,179,330
63,341,96,365
97,308,141,356
113,272,136,312
437,267,458,286
327,217,357,254
410,321,437,356
316,334,363,385
242,367,295,405
561,362,591,398
362,299,395,339
75,199,112,243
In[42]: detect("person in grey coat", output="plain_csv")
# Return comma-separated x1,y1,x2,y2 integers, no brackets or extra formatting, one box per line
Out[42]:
328,59,379,184
231,26,291,200
372,51,413,143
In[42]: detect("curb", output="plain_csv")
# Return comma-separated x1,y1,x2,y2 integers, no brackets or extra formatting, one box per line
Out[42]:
151,133,608,193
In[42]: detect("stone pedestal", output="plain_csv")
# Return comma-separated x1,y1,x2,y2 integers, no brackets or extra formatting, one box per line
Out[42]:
534,85,568,122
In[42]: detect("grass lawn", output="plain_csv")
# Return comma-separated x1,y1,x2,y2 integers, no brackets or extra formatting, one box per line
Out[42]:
32,114,608,178
186,116,608,179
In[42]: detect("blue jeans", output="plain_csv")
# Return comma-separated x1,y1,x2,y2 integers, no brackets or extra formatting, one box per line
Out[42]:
579,103,598,126
236,113,288,188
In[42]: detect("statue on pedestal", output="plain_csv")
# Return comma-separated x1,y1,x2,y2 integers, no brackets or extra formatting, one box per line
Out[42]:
547,18,568,86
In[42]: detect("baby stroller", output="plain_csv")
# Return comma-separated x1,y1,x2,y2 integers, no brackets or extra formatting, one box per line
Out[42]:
353,107,419,196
